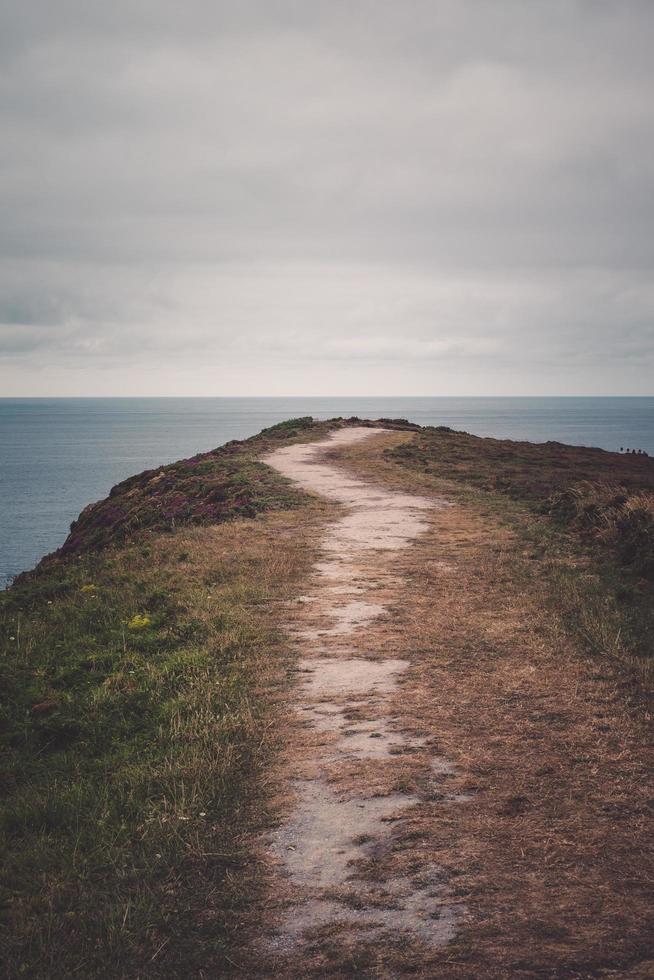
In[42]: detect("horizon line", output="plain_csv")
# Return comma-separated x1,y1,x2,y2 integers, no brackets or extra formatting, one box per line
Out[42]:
1,394,653,401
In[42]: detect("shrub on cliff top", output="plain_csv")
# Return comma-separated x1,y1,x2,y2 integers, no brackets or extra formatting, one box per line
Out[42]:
54,421,327,561
546,482,654,578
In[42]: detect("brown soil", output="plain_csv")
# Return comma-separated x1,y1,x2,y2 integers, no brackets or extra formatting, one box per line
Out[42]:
235,428,654,978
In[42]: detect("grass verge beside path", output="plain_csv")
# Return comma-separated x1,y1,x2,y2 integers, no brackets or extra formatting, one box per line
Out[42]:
0,511,329,977
0,416,348,978
334,426,654,697
327,427,654,975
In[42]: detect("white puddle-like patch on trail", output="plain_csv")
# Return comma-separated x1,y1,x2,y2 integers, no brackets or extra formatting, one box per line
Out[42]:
263,427,462,953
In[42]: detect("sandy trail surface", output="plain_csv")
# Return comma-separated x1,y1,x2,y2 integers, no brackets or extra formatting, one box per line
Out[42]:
260,427,463,963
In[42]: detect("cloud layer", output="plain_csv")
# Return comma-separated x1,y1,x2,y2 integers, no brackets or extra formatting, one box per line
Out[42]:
2,1,653,394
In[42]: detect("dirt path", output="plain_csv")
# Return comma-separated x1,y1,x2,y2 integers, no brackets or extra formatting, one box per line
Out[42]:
259,427,465,968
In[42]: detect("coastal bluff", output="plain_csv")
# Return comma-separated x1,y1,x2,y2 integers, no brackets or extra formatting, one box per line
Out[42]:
2,418,653,978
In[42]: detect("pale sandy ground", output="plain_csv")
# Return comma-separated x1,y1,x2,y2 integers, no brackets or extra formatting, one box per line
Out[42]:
260,428,462,955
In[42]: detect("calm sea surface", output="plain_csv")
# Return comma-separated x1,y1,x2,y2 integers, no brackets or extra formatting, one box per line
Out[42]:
1,397,652,587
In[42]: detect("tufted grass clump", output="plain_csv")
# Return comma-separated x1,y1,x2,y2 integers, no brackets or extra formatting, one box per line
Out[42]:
546,483,654,578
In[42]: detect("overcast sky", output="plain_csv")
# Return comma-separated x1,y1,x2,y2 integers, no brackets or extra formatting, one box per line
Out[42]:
1,1,653,396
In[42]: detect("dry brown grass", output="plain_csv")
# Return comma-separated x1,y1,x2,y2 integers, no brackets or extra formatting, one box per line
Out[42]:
238,432,654,977
546,482,654,578
386,508,654,977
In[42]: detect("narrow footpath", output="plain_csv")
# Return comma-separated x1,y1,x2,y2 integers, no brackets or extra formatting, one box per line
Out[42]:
259,427,464,969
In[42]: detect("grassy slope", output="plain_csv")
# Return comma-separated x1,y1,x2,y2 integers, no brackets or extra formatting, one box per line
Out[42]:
2,417,652,977
1,415,417,977
50,415,416,561
0,418,339,978
48,417,328,559
386,427,654,684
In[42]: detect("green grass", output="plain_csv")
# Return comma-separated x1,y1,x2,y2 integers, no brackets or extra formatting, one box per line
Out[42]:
388,425,654,501
0,521,314,977
0,415,347,978
1,414,420,978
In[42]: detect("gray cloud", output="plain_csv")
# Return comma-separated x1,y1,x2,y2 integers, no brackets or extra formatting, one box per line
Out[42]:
1,1,653,395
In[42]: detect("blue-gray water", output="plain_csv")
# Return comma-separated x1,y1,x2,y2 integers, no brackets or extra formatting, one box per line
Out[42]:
1,397,652,588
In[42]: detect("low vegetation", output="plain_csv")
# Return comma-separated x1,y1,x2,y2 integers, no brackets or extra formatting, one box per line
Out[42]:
0,419,332,977
2,417,651,976
385,426,654,685
389,425,654,499
41,416,414,564
54,417,327,559
545,481,654,579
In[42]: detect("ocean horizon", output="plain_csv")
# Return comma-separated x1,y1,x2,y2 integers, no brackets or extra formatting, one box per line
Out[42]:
2,395,652,588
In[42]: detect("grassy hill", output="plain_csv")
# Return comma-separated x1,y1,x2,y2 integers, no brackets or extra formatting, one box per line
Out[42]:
1,417,652,977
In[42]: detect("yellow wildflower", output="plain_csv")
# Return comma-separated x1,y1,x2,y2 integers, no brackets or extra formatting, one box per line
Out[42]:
127,614,151,630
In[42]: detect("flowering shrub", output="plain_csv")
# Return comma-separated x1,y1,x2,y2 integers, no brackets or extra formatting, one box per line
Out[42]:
57,420,324,557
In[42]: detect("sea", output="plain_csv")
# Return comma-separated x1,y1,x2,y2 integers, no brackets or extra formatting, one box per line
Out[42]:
1,396,652,588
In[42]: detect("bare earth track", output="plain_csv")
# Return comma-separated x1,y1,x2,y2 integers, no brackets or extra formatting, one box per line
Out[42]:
263,428,461,955
240,427,654,978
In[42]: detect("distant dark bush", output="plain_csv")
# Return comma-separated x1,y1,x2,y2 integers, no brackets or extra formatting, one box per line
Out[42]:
259,417,316,437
